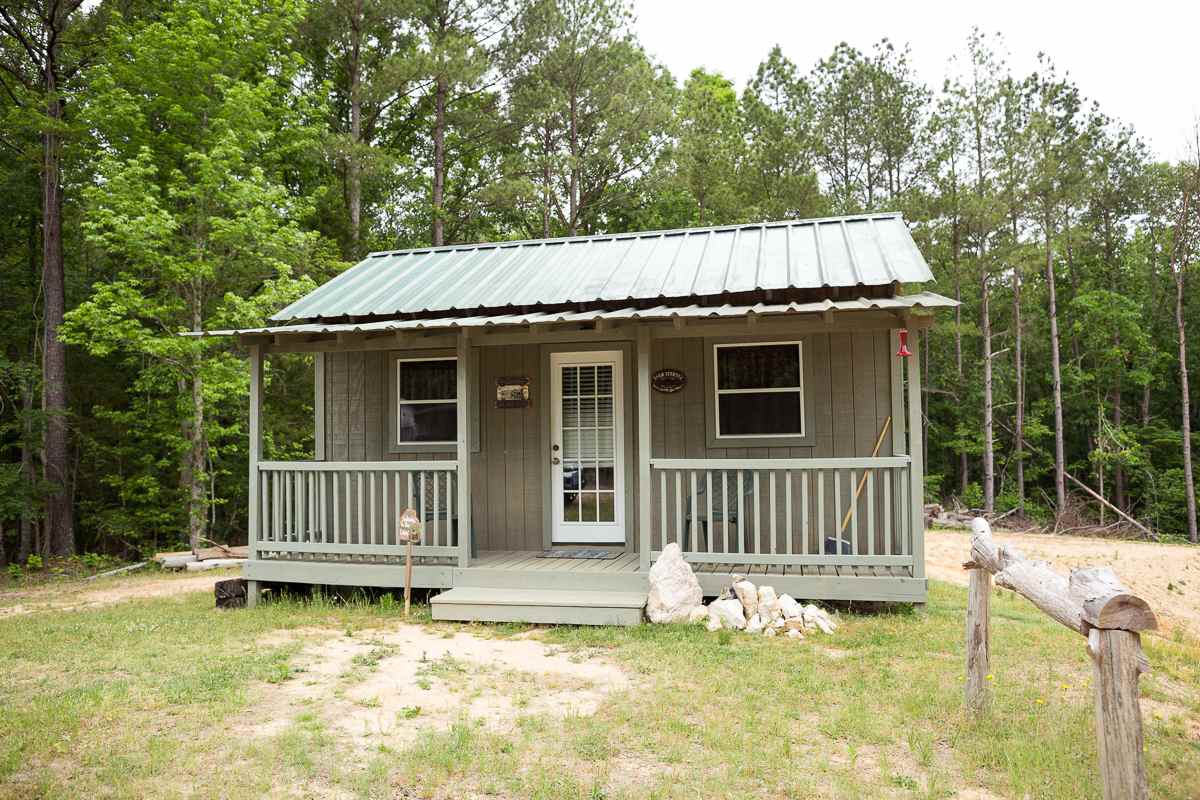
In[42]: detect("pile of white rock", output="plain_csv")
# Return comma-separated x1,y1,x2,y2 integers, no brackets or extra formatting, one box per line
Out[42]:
700,578,838,638
645,542,838,638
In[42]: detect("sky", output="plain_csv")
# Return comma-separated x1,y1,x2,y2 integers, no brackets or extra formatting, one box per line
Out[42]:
632,0,1199,161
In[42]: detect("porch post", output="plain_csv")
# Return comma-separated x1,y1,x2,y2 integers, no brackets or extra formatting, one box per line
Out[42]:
906,330,925,581
246,343,263,607
456,330,472,568
637,327,652,572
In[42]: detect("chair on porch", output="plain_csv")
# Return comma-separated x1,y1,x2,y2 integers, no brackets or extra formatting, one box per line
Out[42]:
682,470,755,553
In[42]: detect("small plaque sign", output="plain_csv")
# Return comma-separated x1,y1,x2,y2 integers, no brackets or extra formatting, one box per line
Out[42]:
651,368,687,394
496,375,531,408
397,508,422,543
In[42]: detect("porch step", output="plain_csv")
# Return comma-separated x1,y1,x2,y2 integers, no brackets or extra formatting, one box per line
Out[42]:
430,587,646,626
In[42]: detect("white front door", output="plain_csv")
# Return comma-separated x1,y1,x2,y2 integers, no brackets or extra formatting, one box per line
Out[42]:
550,350,624,544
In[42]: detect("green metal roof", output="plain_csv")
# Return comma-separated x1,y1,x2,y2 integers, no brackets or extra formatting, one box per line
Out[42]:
272,213,933,322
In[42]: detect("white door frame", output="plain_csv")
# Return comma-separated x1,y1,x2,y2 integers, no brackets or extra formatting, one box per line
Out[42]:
550,350,625,544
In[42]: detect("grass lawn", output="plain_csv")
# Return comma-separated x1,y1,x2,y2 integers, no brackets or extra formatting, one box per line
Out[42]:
0,579,1196,799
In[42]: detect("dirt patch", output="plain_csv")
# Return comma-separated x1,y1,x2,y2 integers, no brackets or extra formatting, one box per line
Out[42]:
926,527,1200,634
241,624,632,753
0,573,229,619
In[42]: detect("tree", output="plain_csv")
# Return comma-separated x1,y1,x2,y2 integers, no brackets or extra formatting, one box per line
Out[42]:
61,0,338,552
1169,145,1199,542
674,68,741,225
740,46,824,221
506,0,675,236
300,0,416,256
1026,58,1084,520
0,0,92,556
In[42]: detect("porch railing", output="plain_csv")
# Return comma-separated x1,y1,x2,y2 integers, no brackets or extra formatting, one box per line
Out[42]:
648,457,914,569
254,461,460,560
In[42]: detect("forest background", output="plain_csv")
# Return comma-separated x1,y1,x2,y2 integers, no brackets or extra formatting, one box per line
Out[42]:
2,0,1199,562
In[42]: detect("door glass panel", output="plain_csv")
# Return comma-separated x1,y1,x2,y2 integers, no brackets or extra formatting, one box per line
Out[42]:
563,491,580,521
559,361,618,528
598,492,615,522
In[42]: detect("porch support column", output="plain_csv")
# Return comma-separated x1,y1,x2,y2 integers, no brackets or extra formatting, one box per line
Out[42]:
906,330,925,581
456,329,472,568
246,344,263,607
637,327,652,572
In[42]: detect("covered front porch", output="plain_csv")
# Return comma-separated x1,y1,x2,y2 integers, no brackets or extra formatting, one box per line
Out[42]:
240,311,931,611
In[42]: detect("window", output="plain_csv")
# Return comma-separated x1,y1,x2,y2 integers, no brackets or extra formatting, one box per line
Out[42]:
713,342,805,438
396,357,457,444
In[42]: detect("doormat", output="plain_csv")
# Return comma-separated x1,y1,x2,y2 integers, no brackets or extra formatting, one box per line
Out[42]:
537,549,621,560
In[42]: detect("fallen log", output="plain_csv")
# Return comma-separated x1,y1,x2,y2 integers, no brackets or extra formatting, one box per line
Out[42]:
967,518,1157,636
86,562,148,581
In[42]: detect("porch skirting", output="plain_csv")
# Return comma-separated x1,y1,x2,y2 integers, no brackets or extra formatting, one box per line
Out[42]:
243,549,926,604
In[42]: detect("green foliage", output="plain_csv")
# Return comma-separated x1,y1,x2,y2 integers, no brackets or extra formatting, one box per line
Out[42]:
0,2,1198,551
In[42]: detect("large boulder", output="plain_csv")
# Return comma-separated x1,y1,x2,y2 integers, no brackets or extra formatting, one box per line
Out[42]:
708,597,747,630
646,543,703,623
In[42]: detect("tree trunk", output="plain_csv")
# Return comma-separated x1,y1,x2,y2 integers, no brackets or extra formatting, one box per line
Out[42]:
187,283,207,553
42,85,73,557
1113,385,1126,512
18,367,35,563
347,0,364,254
431,72,447,246
1046,234,1068,518
1013,262,1025,515
567,91,579,235
981,272,994,514
541,126,552,238
1176,266,1198,542
188,370,206,553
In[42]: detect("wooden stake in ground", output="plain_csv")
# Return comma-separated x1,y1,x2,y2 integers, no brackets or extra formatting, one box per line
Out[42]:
839,416,892,535
398,508,422,618
964,565,991,711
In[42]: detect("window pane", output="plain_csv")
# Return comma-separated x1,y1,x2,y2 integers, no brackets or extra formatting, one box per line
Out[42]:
563,492,580,521
598,465,614,490
398,402,457,442
399,360,457,401
579,492,599,522
718,392,803,436
598,492,615,522
717,344,800,390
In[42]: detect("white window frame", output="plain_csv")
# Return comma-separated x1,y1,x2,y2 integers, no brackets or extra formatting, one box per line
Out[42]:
712,340,806,440
395,356,459,447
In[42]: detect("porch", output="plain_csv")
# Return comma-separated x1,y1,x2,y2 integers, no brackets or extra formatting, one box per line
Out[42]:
238,288,937,617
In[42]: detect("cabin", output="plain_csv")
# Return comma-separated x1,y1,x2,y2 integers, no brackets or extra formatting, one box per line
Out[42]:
197,213,954,624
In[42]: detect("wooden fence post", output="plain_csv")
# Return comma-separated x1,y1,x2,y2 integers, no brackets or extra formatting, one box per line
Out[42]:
966,518,1156,799
964,565,991,711
1088,628,1150,800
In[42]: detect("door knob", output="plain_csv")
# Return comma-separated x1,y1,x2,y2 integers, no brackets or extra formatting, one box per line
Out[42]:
551,457,561,465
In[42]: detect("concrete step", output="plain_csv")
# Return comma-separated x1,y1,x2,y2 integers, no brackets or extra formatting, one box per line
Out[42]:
431,587,646,626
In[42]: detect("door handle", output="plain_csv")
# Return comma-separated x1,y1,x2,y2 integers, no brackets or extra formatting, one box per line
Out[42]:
551,457,561,465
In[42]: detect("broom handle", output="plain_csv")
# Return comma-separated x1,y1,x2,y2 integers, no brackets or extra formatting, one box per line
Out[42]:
838,416,892,535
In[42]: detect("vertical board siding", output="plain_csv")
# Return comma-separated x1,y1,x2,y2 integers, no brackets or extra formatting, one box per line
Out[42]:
320,328,895,558
650,330,894,557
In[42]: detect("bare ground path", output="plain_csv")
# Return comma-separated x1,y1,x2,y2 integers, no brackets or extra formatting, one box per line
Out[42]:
0,569,234,618
926,526,1200,635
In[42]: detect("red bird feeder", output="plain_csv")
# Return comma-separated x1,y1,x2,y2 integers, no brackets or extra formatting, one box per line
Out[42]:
896,329,913,358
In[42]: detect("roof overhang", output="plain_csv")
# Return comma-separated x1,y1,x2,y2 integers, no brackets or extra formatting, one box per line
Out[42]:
187,291,957,344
